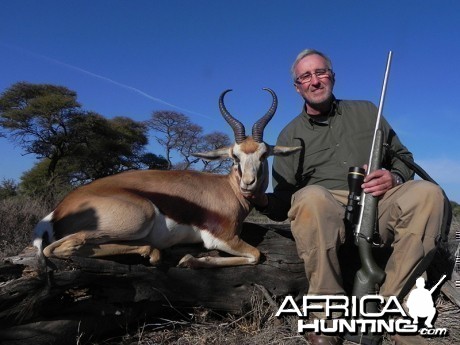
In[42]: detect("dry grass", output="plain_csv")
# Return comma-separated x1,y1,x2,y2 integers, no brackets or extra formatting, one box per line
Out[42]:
90,289,308,345
0,195,52,259
1,197,459,344
86,287,459,345
88,218,459,345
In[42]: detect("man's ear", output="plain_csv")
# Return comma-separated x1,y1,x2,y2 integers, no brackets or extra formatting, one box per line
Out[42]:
191,147,232,161
269,145,302,157
294,82,301,95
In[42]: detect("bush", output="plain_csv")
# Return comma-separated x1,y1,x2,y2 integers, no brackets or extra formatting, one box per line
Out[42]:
451,201,460,219
0,178,18,199
0,195,53,259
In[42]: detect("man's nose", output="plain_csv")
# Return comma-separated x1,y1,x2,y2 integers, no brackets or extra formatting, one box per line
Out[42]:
310,74,321,84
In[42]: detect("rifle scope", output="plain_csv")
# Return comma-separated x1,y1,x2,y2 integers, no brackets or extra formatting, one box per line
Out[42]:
345,166,365,227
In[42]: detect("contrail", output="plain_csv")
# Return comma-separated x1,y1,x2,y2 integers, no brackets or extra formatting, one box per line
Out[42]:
4,44,213,120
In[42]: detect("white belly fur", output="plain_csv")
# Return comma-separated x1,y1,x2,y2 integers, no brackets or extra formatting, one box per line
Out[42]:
149,207,202,249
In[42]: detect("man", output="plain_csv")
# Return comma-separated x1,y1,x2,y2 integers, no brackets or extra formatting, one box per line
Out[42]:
249,49,444,345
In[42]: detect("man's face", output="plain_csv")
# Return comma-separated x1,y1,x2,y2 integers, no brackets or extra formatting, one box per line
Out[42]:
293,54,335,113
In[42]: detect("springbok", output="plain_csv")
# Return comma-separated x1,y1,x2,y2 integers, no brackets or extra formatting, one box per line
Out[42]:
33,88,301,268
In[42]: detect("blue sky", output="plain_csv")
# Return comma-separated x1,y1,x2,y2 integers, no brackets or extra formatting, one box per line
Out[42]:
1,0,459,202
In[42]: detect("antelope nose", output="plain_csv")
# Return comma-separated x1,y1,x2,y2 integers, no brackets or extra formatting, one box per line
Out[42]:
242,175,255,186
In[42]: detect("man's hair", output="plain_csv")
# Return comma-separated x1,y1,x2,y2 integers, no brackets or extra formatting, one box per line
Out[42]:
290,49,333,81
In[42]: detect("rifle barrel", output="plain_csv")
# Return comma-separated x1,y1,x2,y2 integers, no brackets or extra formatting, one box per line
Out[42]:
429,274,446,294
355,51,393,234
373,51,393,147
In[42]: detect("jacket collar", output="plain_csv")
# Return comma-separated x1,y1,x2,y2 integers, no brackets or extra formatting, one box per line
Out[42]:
301,96,340,128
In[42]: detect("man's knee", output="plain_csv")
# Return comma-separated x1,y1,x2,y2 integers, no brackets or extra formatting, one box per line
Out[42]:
395,181,444,233
406,181,444,206
288,185,345,242
290,185,334,209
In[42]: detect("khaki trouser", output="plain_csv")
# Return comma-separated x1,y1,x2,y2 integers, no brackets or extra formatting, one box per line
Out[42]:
288,180,444,297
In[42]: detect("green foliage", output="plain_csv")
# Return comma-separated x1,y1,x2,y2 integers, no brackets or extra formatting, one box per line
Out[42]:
451,201,460,218
19,159,72,199
139,152,169,170
0,82,81,162
0,82,229,199
0,178,18,200
64,113,150,182
0,82,163,196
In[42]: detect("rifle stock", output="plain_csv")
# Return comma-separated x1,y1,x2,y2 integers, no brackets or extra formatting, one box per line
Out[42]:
352,129,386,297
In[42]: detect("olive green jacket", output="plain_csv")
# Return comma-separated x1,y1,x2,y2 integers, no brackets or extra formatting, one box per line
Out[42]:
264,99,414,221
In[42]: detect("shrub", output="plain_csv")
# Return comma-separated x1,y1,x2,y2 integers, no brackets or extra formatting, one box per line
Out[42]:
0,195,53,259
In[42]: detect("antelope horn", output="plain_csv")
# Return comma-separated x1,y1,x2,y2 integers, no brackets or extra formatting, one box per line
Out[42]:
252,88,277,143
219,89,246,144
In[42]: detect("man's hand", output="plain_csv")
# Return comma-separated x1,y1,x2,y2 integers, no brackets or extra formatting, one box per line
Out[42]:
362,165,396,197
246,192,269,209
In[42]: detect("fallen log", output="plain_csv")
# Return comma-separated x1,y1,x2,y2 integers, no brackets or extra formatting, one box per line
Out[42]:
1,221,458,345
0,222,307,345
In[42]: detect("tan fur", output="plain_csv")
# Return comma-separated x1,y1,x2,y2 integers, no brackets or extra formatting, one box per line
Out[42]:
238,138,260,154
35,126,300,268
39,155,257,268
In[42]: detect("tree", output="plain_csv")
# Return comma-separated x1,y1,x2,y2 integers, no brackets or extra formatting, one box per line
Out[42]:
173,123,204,170
19,159,72,199
1,82,164,195
199,132,232,173
147,111,189,170
0,178,18,200
65,114,150,183
16,113,155,197
0,82,82,178
138,153,169,170
147,111,231,172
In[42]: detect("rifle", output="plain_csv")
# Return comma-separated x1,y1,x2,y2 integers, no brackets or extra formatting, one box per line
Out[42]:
344,51,392,345
429,274,446,294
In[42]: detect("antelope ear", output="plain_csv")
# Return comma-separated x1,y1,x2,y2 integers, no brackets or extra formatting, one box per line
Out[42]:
192,147,232,161
269,145,302,156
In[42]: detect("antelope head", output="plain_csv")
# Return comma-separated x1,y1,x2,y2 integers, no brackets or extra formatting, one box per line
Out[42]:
193,88,301,197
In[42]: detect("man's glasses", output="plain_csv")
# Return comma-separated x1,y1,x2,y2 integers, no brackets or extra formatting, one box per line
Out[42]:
295,68,332,84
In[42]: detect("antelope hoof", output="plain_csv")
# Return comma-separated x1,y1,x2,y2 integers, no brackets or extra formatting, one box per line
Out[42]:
148,248,161,266
44,241,82,258
178,254,196,268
